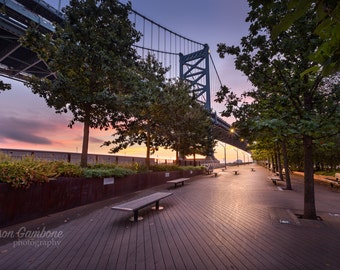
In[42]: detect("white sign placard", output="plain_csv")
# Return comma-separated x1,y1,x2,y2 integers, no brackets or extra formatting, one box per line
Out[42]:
103,177,115,185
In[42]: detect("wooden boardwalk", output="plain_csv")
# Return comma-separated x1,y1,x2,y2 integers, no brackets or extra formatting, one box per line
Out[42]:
1,164,340,269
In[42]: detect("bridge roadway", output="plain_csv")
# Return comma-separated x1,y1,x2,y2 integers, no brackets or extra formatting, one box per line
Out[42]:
0,164,339,269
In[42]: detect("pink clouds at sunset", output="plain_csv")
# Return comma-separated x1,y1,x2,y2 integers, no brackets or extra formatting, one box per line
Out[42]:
0,79,176,159
0,79,109,153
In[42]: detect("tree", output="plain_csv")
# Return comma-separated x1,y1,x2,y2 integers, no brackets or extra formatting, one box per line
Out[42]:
217,0,340,219
217,84,293,188
158,80,214,164
105,75,214,166
20,0,140,167
0,80,11,91
103,53,169,168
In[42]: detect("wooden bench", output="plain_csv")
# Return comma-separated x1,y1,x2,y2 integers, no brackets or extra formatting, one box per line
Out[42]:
325,173,340,188
268,176,284,185
167,178,190,188
111,192,173,221
233,170,239,175
204,165,213,175
275,169,286,176
329,180,340,188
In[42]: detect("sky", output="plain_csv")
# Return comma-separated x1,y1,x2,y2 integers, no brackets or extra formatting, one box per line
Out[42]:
0,0,252,162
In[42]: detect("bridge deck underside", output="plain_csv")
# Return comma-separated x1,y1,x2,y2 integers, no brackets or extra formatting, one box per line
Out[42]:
0,29,53,81
0,0,57,81
212,124,247,150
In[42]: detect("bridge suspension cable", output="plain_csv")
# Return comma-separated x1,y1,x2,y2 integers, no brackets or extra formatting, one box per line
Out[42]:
129,8,205,79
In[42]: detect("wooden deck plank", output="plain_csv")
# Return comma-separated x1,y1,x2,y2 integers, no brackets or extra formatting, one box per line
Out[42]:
166,200,230,269
102,218,130,269
84,214,123,269
71,207,115,270
47,207,107,270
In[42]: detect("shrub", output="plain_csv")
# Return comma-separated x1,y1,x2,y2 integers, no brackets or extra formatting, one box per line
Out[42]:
82,166,135,178
52,161,82,177
0,152,203,188
0,157,82,188
0,159,49,188
150,164,203,172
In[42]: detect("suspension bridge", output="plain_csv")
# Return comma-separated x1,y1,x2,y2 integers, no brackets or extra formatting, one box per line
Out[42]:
0,0,247,154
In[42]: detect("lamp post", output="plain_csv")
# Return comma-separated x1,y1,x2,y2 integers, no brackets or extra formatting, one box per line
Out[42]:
219,143,227,169
233,148,239,167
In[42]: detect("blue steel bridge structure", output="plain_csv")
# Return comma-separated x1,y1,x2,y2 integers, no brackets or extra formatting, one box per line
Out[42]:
0,0,247,153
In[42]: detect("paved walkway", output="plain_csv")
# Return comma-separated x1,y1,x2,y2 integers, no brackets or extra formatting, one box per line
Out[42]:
1,164,340,270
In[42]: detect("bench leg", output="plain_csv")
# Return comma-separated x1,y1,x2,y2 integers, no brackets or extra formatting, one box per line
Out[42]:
151,200,164,211
182,181,184,186
133,210,139,222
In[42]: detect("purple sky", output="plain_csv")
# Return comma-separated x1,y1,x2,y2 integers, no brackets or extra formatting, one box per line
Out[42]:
0,0,251,161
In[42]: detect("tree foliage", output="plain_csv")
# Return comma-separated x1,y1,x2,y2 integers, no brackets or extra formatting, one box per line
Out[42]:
0,80,11,91
103,53,170,167
20,0,141,167
104,70,214,166
270,0,339,76
159,80,214,162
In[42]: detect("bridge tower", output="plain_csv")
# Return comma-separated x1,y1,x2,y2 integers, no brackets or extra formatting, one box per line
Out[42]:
179,44,218,160
179,44,211,111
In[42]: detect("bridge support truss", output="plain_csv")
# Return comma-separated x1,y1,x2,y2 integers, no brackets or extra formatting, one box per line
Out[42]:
179,44,211,111
179,44,247,155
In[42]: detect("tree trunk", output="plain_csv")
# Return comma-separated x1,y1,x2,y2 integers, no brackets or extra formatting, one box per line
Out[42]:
282,139,292,190
273,151,279,173
303,134,317,219
80,118,90,168
276,144,284,180
271,153,276,172
146,130,150,170
175,147,179,165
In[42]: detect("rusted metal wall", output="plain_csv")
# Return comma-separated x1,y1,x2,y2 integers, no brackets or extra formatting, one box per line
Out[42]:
0,170,202,227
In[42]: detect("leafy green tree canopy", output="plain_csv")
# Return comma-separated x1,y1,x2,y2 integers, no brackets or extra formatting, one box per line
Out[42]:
270,0,339,76
20,0,141,167
103,53,170,167
160,80,214,162
105,74,214,165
